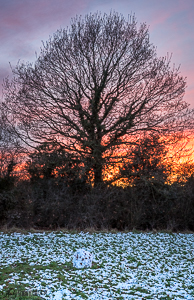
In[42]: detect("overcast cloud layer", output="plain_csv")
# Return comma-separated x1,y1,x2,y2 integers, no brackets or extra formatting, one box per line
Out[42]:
0,0,194,107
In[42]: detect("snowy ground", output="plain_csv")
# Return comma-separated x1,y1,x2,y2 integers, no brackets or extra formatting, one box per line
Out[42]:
0,231,193,299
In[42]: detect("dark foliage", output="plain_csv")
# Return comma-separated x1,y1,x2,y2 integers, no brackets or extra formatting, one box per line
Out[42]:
120,134,169,185
0,174,193,231
0,123,193,231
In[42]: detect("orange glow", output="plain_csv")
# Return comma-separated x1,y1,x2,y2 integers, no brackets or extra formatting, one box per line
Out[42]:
3,132,194,186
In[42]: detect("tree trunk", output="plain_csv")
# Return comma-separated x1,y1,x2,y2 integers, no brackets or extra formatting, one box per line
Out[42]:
92,147,104,186
93,162,103,186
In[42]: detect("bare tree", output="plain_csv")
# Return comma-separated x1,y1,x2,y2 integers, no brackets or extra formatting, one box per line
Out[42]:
0,112,24,189
2,12,193,186
0,123,15,179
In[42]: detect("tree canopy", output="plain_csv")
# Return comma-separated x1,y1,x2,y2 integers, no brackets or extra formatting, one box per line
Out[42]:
2,11,193,185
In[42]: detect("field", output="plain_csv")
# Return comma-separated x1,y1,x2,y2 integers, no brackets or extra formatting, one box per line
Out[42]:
0,230,193,299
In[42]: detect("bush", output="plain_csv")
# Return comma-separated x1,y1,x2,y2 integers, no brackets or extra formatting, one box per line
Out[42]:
0,175,194,231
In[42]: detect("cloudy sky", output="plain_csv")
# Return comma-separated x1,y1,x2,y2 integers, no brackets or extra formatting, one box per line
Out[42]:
1,0,194,107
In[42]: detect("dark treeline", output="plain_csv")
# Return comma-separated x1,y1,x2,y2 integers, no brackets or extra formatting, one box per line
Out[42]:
0,139,194,232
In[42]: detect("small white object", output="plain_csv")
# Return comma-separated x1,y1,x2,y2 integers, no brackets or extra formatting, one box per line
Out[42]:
52,290,64,300
72,249,93,268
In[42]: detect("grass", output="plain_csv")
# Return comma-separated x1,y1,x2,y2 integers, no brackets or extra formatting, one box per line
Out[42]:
0,230,193,299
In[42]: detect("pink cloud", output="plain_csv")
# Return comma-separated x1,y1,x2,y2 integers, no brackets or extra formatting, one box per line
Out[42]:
0,0,91,97
0,0,90,40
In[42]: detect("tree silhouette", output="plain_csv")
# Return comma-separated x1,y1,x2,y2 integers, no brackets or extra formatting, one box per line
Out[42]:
0,118,23,190
2,12,193,185
120,134,169,184
26,141,87,188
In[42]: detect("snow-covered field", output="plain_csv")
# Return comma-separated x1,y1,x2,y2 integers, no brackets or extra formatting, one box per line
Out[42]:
0,231,193,299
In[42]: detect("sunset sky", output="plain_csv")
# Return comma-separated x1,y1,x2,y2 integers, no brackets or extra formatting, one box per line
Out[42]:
0,0,194,107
